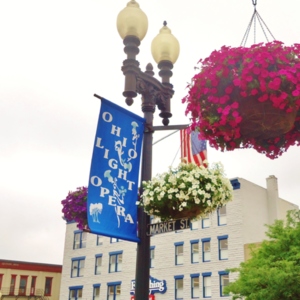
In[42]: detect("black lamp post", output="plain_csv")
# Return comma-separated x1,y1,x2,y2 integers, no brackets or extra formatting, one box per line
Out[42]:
117,1,180,299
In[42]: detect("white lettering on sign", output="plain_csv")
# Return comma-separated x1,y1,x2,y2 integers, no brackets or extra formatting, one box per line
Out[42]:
89,109,143,229
131,276,167,295
149,221,176,235
148,219,190,235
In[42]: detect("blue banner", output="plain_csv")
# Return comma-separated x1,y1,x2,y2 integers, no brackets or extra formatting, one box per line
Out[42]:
87,97,145,242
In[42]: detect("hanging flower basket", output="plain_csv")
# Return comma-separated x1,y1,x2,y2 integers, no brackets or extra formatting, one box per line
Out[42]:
61,186,88,230
183,41,300,159
139,162,233,221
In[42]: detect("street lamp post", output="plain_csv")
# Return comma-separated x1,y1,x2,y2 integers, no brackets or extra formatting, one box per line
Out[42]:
117,1,180,299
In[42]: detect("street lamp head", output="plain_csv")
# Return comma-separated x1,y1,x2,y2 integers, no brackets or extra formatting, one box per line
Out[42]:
118,8,177,125
117,0,148,41
151,21,180,65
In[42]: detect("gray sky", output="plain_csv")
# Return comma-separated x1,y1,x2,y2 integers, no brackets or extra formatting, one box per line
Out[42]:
1,0,300,265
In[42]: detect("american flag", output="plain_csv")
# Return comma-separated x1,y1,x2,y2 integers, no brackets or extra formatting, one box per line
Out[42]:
180,128,207,166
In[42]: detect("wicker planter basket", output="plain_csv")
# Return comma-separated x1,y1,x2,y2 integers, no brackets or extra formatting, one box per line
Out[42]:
239,97,297,139
158,201,206,220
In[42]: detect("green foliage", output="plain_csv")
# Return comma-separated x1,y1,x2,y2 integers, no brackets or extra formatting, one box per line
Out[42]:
224,210,300,300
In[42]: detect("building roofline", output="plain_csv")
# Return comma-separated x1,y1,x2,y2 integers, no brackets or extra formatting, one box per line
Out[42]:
0,259,62,273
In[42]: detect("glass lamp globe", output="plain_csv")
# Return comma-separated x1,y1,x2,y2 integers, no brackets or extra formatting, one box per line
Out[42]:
117,0,148,41
151,22,180,64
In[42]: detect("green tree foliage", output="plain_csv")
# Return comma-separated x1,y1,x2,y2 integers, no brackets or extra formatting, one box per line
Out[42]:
224,210,300,300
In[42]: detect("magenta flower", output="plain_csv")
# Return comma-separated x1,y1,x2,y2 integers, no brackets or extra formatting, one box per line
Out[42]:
183,41,300,159
61,187,88,230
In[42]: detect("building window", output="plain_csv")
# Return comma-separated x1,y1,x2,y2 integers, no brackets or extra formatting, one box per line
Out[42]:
19,275,28,295
71,257,85,277
219,271,229,297
110,237,122,243
174,275,184,300
96,235,103,246
10,275,16,295
190,273,200,298
30,276,36,296
73,231,87,249
95,254,102,275
150,246,155,268
190,220,199,230
107,281,121,300
202,238,211,262
190,240,199,263
202,215,210,228
69,286,83,300
202,273,212,298
218,235,228,260
218,206,227,226
44,277,52,296
93,284,101,300
0,274,3,290
175,242,184,265
109,251,123,273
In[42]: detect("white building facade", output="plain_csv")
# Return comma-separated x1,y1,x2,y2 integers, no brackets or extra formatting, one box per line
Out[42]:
59,176,298,300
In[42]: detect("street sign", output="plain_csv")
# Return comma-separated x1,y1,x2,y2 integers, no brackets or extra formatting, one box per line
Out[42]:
147,218,190,236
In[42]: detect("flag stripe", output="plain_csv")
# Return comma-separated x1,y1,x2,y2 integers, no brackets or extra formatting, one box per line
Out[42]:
180,128,207,166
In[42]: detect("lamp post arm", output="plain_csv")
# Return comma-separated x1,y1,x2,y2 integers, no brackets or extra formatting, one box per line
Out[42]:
121,36,175,126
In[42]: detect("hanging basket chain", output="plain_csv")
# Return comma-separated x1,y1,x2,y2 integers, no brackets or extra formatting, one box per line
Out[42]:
240,10,256,46
255,10,276,41
240,0,276,46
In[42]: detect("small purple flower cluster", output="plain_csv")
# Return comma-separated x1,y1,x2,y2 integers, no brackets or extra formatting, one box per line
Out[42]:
61,186,88,230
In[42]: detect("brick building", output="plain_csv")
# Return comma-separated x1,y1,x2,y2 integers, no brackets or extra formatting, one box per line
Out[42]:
59,175,298,300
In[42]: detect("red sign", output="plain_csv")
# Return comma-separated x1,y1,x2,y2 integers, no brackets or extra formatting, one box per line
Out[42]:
131,295,154,300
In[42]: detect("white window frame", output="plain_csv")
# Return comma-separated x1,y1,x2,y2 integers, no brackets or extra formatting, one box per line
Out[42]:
71,257,85,278
174,276,184,300
107,282,121,300
175,242,184,265
190,240,199,263
202,216,211,228
203,274,212,298
219,272,229,297
73,231,87,249
191,274,200,298
191,220,199,230
109,252,123,273
218,236,228,260
218,206,227,226
110,237,123,243
95,255,102,275
69,286,83,300
96,235,103,246
202,239,211,262
150,246,155,268
93,284,100,300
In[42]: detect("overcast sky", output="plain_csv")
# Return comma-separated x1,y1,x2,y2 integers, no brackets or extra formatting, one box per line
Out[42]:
1,0,300,265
